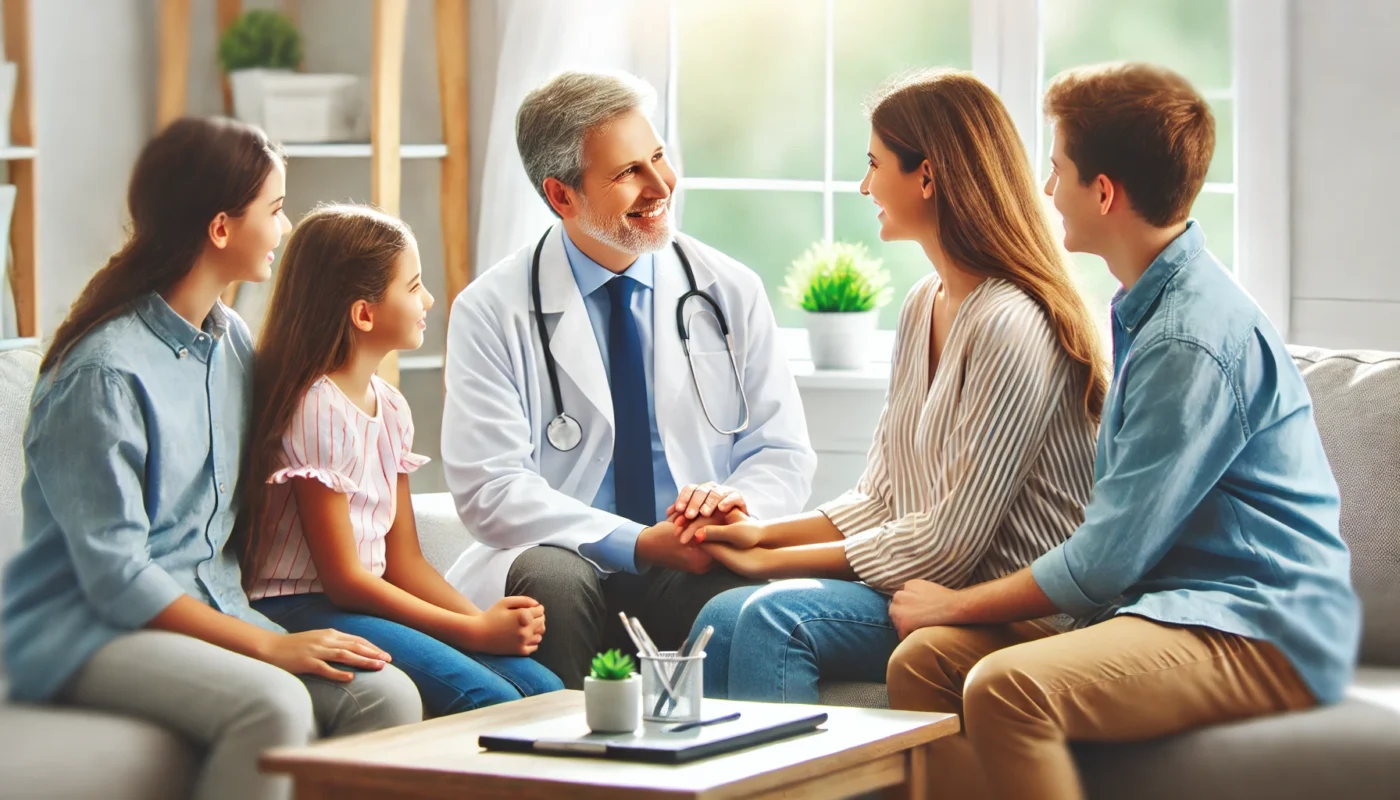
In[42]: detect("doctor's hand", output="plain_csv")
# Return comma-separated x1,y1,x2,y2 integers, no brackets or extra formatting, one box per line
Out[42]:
637,522,714,574
680,512,763,550
669,482,748,523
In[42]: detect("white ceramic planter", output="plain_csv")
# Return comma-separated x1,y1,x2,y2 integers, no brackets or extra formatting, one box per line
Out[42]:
584,675,641,734
229,70,366,142
805,310,879,370
229,68,293,129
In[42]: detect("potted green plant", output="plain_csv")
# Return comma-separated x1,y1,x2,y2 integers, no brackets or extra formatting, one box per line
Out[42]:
219,10,364,143
584,649,640,734
782,241,892,370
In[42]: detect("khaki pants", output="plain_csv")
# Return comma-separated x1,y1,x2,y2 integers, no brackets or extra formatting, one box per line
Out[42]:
886,615,1315,800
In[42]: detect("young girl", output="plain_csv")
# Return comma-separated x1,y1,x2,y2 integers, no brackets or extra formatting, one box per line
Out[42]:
244,204,563,717
681,69,1106,704
2,118,421,800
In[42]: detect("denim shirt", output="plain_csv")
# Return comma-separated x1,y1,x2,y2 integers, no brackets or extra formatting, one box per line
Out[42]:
1031,222,1360,704
3,293,282,702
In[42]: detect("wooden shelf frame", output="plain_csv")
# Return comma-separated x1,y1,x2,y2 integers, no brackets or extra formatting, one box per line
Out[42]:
155,0,472,385
4,0,38,341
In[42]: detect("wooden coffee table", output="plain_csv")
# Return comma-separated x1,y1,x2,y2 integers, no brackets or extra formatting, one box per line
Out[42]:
262,690,958,799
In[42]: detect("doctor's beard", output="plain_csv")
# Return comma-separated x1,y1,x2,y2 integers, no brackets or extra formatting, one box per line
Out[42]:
576,193,674,255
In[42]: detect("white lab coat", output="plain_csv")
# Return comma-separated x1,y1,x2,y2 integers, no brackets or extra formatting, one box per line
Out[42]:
440,225,816,609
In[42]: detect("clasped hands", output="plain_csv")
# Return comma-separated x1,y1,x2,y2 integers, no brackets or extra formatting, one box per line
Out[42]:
635,482,761,575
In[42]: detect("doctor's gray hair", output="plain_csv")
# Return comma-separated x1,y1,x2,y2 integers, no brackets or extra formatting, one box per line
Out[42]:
516,71,658,214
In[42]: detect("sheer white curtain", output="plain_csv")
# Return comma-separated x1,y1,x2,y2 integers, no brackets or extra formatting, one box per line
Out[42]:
473,0,673,274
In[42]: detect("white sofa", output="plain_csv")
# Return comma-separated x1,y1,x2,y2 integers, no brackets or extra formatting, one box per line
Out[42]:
3,344,1400,798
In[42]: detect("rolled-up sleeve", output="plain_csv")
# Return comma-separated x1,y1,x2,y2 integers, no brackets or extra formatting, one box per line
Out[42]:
1031,338,1248,616
27,367,185,629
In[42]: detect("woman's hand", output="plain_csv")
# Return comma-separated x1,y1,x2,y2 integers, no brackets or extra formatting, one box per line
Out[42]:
687,514,765,550
669,482,748,522
258,629,392,682
700,542,776,579
460,596,546,656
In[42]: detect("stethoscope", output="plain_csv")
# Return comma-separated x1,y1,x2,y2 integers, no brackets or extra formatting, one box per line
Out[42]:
530,228,751,452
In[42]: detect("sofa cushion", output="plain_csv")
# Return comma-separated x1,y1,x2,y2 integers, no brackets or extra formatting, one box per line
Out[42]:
0,702,199,799
0,347,40,682
413,491,472,575
1291,347,1400,666
1075,666,1400,799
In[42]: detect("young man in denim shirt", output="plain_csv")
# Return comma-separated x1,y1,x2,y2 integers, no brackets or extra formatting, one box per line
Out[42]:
881,62,1360,800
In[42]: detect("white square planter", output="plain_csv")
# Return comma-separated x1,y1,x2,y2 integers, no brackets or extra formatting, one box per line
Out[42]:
229,70,367,143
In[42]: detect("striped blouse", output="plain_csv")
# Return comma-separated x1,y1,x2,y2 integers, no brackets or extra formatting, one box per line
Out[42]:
247,375,430,600
819,275,1098,592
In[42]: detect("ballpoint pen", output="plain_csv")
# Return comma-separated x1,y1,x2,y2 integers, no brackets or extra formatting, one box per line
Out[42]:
666,711,741,733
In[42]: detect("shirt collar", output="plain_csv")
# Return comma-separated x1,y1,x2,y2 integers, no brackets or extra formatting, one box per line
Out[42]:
561,228,654,298
134,291,229,360
1112,219,1206,332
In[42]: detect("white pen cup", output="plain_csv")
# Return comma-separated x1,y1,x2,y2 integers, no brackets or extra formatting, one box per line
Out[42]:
639,650,704,723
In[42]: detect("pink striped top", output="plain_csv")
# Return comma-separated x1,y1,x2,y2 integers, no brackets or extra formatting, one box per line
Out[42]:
247,375,430,601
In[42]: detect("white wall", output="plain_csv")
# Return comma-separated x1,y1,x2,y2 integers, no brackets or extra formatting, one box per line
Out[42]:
1290,0,1400,350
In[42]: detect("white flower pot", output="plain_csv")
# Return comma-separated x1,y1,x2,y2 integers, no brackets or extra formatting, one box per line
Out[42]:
805,310,879,370
229,70,367,142
229,68,292,129
584,675,641,734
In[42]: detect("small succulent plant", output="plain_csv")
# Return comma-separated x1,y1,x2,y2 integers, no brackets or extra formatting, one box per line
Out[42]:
218,10,304,73
589,649,636,681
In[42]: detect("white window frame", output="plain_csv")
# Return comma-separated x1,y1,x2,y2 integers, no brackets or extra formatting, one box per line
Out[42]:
673,0,1292,374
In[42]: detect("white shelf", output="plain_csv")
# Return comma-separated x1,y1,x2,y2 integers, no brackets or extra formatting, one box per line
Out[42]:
0,146,36,160
399,353,446,372
280,143,448,159
0,336,39,351
789,359,891,392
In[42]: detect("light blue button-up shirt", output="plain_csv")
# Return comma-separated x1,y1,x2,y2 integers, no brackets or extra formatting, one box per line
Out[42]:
3,293,282,702
561,231,680,575
1031,221,1360,704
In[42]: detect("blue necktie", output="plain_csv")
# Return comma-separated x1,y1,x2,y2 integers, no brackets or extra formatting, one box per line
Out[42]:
606,276,655,525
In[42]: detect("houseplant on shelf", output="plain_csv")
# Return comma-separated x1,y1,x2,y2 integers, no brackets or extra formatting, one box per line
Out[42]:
584,649,641,734
782,240,892,370
219,10,366,143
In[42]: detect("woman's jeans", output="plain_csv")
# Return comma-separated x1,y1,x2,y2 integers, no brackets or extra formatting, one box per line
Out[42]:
688,579,898,703
254,593,563,717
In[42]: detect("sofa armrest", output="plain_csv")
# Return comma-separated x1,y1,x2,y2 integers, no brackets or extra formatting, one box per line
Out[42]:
412,492,474,575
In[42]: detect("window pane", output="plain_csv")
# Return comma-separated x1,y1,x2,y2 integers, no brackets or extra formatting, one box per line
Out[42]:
832,0,972,182
1042,0,1232,92
678,190,824,328
832,191,930,330
1191,191,1235,268
1206,98,1233,184
676,0,825,180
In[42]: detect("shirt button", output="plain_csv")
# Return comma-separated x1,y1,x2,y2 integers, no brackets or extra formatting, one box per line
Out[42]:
177,348,188,358
219,483,227,493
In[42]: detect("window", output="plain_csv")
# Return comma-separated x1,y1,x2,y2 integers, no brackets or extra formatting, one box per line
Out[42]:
674,0,973,331
672,0,1283,342
1040,0,1234,335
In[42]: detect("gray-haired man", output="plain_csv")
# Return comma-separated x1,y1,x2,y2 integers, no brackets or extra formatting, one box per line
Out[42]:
439,71,816,686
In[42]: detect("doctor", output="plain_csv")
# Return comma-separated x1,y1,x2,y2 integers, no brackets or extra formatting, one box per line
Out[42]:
441,71,816,687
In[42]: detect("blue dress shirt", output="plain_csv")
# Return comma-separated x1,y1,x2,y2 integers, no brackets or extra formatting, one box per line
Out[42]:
562,231,680,574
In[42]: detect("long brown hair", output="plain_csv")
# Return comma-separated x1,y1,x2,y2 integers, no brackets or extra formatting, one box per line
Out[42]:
868,69,1108,418
42,117,281,373
239,204,414,584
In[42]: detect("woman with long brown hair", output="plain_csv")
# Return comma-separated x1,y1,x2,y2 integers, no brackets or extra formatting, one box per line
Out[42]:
243,204,561,719
2,118,421,800
679,69,1107,702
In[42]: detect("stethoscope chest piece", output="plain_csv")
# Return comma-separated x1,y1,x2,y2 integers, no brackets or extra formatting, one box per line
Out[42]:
547,413,583,452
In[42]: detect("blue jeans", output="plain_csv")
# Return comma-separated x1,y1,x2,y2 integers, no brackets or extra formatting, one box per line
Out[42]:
688,579,898,703
253,594,563,718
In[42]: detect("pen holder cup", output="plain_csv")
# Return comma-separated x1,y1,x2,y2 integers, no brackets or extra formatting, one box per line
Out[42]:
639,650,704,723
